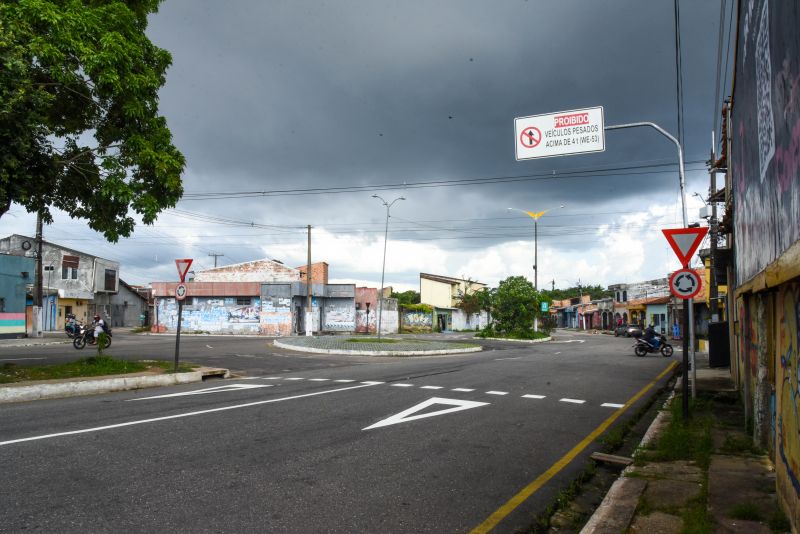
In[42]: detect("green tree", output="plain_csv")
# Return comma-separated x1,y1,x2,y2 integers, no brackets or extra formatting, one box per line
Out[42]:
490,276,540,336
454,284,491,316
0,0,185,241
391,290,420,305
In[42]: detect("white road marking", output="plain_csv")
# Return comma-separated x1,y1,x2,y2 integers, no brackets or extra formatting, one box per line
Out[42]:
486,391,508,396
554,352,562,355
308,378,330,382
420,386,443,390
391,383,415,387
263,377,282,380
522,394,546,399
452,388,475,392
0,357,46,361
551,340,585,344
237,377,263,380
129,384,272,401
205,345,213,349
494,357,521,361
361,381,385,385
601,403,625,409
285,377,305,380
560,398,586,404
335,379,355,383
1,383,381,447
364,397,489,430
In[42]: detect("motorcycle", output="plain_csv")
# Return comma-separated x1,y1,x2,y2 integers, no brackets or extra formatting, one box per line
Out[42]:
73,324,113,350
634,334,673,357
64,317,82,339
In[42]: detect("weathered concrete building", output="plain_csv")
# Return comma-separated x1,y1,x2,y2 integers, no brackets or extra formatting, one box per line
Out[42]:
420,273,486,331
0,234,120,331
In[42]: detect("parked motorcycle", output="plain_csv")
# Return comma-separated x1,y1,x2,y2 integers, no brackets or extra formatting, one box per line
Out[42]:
634,334,673,357
73,324,113,350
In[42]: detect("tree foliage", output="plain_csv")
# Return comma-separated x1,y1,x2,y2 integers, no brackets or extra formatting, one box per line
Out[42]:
0,0,185,241
540,284,612,302
489,276,540,336
391,290,420,305
454,284,491,316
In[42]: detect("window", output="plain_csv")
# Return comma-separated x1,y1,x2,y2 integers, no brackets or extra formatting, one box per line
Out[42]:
62,267,78,279
104,269,117,291
0,298,4,312
622,290,627,302
44,265,54,272
236,297,251,306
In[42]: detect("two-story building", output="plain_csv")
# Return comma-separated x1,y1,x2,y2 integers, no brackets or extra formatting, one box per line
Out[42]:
419,273,487,331
0,234,120,331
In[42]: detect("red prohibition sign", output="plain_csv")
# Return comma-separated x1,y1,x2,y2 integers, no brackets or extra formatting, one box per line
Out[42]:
520,126,541,148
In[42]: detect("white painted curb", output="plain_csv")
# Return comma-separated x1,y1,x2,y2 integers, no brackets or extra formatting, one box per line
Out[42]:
273,339,482,356
0,372,203,404
478,336,552,343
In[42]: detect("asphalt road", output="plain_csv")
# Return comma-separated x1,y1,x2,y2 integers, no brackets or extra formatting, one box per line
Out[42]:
0,331,676,533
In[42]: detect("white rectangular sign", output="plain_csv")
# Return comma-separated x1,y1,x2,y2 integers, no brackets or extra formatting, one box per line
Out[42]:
514,106,605,161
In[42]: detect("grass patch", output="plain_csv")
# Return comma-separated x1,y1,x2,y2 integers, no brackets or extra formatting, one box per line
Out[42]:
636,394,714,469
345,337,402,344
729,502,763,521
130,326,150,333
720,433,765,455
0,356,196,384
768,506,791,531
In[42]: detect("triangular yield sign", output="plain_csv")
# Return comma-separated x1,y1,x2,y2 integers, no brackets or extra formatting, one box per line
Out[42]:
661,227,708,267
363,397,488,430
175,258,193,282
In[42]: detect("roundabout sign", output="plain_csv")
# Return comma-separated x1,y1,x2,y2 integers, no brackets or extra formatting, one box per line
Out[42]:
669,268,702,300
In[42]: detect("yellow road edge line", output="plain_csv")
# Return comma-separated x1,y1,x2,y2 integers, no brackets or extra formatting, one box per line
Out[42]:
470,360,677,534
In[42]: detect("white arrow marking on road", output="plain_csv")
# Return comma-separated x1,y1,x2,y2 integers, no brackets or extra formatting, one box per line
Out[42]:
551,340,586,344
129,383,272,401
363,397,489,430
206,345,213,349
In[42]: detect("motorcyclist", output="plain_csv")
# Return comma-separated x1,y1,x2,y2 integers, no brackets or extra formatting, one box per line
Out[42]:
92,314,105,343
643,324,660,348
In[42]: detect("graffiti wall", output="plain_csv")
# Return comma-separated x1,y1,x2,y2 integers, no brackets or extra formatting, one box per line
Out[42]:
451,310,490,331
732,0,800,285
260,297,292,336
401,308,432,333
323,298,355,331
777,281,800,523
157,297,262,334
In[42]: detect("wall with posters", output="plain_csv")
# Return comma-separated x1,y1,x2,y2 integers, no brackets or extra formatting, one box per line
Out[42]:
731,0,800,285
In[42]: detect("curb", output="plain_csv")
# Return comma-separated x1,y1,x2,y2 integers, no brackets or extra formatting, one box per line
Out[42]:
273,339,482,356
476,336,552,344
0,367,229,404
579,386,676,533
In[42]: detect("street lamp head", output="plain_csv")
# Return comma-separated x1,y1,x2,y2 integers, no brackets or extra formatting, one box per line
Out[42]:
559,204,565,209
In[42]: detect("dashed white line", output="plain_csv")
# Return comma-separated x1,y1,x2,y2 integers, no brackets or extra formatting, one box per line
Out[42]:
554,352,561,355
361,381,385,385
494,357,521,361
452,388,475,392
560,398,586,404
486,391,508,396
392,383,415,388
522,394,546,399
285,378,305,381
420,386,443,390
601,403,625,409
308,378,330,382
335,379,355,383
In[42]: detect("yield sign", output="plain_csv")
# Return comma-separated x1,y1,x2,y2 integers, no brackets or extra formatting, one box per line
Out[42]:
175,258,193,282
661,227,708,267
363,397,488,430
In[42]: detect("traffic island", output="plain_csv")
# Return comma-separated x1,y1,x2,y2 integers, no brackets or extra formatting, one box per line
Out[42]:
273,336,482,356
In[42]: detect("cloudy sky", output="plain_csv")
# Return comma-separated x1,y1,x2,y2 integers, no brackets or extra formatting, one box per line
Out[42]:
4,0,734,292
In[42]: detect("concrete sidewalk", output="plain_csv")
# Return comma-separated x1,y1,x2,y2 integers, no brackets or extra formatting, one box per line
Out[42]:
581,363,783,533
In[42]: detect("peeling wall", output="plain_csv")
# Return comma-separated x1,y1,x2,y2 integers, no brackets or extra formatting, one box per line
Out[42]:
156,297,262,334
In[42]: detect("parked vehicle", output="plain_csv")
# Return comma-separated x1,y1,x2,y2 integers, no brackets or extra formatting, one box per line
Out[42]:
633,334,673,357
64,314,82,339
73,324,113,350
614,323,643,338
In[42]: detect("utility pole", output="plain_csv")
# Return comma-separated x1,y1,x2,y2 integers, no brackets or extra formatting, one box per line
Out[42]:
709,132,722,321
551,279,555,292
306,225,312,336
208,252,224,268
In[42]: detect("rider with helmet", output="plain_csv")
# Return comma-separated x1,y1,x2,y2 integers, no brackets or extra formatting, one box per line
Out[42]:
92,314,105,343
643,324,660,348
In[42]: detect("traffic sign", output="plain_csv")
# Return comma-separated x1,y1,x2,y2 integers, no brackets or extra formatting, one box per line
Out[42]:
175,283,188,301
514,106,605,161
661,227,708,267
669,269,702,300
175,258,193,282
541,301,549,312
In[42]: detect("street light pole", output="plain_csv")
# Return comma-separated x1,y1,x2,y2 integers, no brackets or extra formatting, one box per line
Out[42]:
508,205,564,332
372,194,405,339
